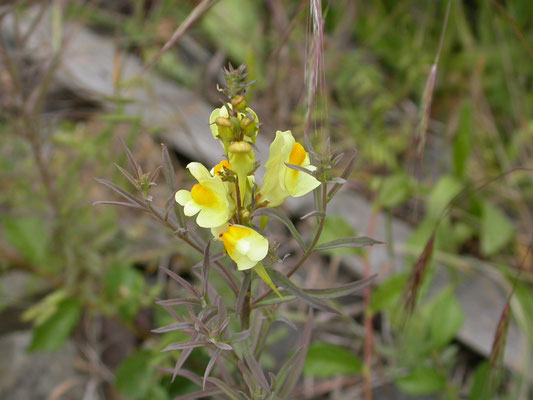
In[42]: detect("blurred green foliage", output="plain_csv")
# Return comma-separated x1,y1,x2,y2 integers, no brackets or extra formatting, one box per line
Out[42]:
2,0,533,398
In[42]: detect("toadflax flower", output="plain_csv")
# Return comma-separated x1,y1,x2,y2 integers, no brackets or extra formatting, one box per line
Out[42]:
175,162,235,228
218,225,269,270
258,130,320,207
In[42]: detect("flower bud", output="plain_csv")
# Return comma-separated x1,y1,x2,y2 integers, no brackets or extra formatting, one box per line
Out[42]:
215,117,234,153
232,95,246,111
240,116,257,137
228,141,255,203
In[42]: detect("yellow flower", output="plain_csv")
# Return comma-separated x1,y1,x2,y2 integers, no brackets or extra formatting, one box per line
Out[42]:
259,130,320,207
220,225,269,270
175,162,235,228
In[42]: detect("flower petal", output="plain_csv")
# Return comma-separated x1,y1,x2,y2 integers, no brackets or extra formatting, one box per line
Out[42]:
222,225,269,271
175,189,191,206
187,162,212,182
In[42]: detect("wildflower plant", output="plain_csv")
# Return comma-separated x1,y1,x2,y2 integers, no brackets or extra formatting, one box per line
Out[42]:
98,65,380,399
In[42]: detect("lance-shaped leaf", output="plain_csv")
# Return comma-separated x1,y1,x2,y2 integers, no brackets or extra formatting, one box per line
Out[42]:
403,232,435,315
300,210,325,220
276,308,313,398
315,236,383,252
115,162,140,190
156,298,201,307
255,275,376,307
157,366,203,387
213,341,233,351
94,178,145,208
203,348,223,389
285,162,317,178
269,270,340,314
161,143,176,191
151,322,194,333
327,150,357,202
170,332,200,382
230,329,250,344
174,387,222,400
254,263,283,299
119,137,142,179
162,341,210,352
92,200,145,210
254,208,306,251
242,343,270,393
160,266,199,297
206,378,242,400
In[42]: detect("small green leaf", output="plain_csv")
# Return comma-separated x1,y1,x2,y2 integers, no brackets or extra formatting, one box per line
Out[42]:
427,288,465,348
376,173,413,208
2,216,49,266
29,298,82,351
468,361,492,400
269,270,340,314
105,264,145,321
115,350,155,400
427,175,462,218
315,215,361,256
254,263,282,298
254,208,306,251
304,342,362,378
480,202,514,256
395,366,446,396
370,273,406,313
256,275,375,307
315,236,382,252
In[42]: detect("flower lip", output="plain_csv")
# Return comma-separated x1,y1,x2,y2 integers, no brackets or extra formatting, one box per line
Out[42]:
221,225,269,270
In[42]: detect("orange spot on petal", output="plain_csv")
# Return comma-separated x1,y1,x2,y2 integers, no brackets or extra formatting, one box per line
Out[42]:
289,142,307,166
288,142,307,180
191,184,218,207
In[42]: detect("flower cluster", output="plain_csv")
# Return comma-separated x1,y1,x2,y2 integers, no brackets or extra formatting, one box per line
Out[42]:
175,90,320,275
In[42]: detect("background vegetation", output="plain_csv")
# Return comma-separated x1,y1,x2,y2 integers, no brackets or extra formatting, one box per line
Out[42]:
1,0,533,399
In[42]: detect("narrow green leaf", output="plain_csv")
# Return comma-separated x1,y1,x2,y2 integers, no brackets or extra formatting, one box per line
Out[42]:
315,236,382,252
269,270,340,314
256,275,376,307
480,202,514,256
453,103,472,179
303,342,362,378
426,175,462,218
2,216,49,266
29,298,82,351
428,288,465,348
254,208,306,251
376,173,413,209
115,350,155,400
254,263,283,298
395,366,446,396
370,273,406,313
468,361,492,400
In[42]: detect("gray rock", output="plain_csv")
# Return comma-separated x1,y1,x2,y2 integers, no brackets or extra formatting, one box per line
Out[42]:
0,331,87,400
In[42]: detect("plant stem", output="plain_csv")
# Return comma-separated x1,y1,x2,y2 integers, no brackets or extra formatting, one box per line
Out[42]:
252,182,327,306
147,202,240,294
240,275,251,330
